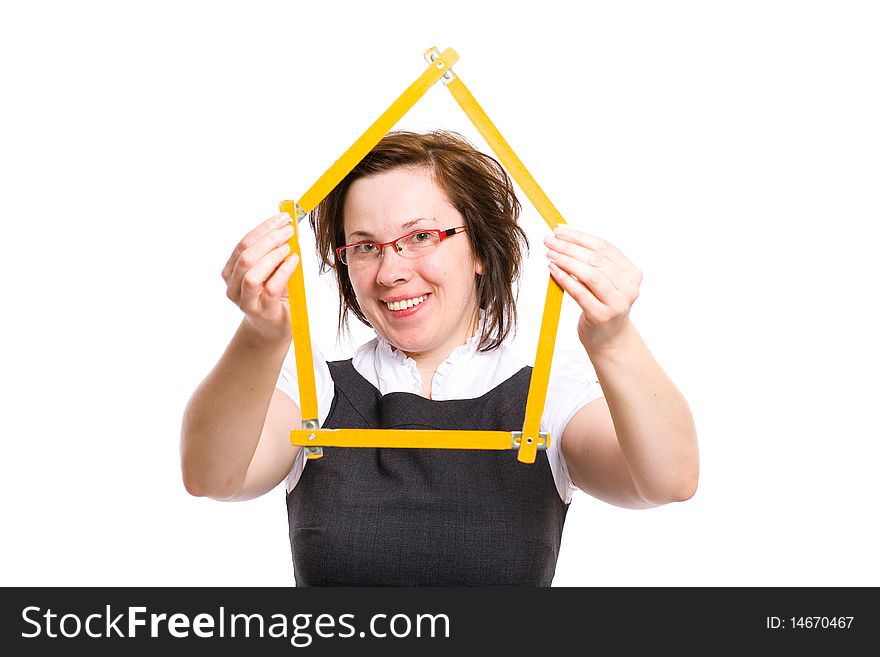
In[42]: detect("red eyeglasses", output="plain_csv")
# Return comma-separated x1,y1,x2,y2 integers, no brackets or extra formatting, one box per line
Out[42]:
335,226,468,266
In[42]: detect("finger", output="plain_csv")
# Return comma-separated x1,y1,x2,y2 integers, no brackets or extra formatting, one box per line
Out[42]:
544,235,622,291
264,253,300,299
548,262,606,318
546,248,623,307
227,222,295,296
222,212,293,280
552,225,636,274
238,242,292,313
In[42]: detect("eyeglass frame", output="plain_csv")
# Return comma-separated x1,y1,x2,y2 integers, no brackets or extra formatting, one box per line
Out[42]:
335,225,469,266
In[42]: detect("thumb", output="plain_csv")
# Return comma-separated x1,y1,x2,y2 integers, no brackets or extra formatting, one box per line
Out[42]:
267,252,300,299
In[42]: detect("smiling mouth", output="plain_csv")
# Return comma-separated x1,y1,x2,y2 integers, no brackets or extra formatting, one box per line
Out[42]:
384,294,429,311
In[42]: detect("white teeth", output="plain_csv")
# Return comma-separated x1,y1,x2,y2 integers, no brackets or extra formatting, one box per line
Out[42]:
385,294,427,311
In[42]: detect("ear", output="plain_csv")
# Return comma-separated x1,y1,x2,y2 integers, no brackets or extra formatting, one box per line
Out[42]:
474,257,484,276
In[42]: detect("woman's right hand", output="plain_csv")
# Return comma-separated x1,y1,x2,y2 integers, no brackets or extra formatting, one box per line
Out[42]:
221,212,300,344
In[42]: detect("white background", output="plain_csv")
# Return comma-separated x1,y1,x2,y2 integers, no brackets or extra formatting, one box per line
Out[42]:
1,0,878,587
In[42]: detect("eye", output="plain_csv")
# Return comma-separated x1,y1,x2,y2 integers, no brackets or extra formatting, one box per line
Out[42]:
412,231,433,242
352,243,378,254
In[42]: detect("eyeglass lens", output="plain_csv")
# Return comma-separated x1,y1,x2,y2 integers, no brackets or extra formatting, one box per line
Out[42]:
342,231,441,264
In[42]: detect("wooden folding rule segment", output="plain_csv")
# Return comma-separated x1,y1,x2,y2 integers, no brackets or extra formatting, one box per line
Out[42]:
283,46,566,464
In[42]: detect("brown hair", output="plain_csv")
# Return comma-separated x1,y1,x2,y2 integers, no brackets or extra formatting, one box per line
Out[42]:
309,129,528,352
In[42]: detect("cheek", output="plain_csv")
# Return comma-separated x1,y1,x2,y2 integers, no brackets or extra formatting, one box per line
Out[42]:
437,262,479,297
423,248,479,283
411,256,443,282
347,270,372,302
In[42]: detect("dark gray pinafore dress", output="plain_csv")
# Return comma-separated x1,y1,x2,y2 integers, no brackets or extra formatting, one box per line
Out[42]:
286,359,568,586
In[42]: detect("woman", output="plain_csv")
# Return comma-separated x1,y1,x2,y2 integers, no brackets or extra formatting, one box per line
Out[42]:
180,130,699,586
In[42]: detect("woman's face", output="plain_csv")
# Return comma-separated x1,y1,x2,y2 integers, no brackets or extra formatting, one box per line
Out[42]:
342,166,483,363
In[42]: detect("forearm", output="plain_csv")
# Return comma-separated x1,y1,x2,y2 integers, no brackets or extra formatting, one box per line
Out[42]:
587,322,699,504
180,318,292,497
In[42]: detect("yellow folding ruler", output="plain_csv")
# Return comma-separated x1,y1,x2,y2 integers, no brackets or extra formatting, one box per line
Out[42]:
284,46,566,464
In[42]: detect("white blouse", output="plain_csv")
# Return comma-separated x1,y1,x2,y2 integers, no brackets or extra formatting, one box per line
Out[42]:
275,332,604,503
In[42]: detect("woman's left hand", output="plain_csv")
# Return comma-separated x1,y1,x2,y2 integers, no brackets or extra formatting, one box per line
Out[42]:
544,225,642,353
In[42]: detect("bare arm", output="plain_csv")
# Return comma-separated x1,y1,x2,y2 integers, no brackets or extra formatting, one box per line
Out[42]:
545,226,699,509
180,212,303,501
561,323,698,508
180,320,301,501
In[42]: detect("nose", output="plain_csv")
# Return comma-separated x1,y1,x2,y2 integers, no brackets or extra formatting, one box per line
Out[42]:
374,245,411,287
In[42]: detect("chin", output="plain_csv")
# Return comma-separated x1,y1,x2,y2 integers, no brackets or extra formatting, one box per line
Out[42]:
381,331,429,355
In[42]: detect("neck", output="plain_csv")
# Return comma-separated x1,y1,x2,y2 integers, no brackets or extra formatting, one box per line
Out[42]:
398,312,481,398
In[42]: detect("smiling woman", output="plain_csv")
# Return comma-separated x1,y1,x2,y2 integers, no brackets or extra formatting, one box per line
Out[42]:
179,129,699,586
313,130,528,355
332,168,484,381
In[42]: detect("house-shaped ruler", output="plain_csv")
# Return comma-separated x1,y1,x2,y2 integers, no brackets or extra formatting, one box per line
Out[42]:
283,46,567,464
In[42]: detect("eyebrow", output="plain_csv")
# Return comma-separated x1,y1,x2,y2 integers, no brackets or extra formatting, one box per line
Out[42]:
346,217,437,242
